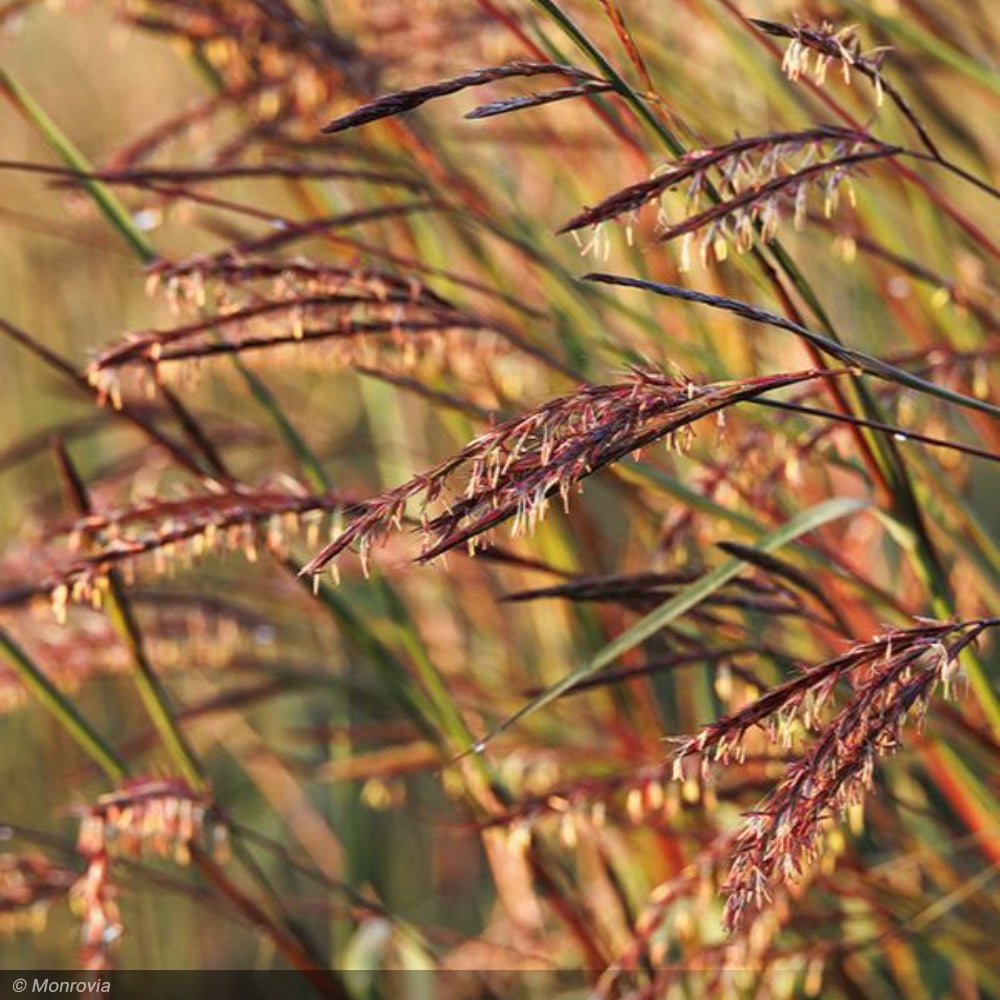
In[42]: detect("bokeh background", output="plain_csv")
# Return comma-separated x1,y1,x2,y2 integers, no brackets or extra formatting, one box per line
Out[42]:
1,0,998,989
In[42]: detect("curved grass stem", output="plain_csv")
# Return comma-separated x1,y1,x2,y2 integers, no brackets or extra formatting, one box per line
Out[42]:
0,629,127,784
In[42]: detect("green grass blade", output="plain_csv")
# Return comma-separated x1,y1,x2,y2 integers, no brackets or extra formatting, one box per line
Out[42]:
0,627,127,783
105,575,207,787
224,349,332,493
464,496,868,752
0,69,157,264
584,274,1000,420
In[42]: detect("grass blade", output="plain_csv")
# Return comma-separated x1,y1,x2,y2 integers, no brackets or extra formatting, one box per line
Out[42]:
462,496,868,753
583,274,1000,421
0,628,127,783
0,69,156,264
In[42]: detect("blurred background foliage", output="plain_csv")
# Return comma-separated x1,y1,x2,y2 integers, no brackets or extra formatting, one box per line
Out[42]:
0,0,998,994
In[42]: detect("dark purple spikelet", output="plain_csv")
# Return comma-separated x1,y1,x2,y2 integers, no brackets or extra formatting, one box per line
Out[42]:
750,17,941,157
674,618,996,931
560,126,900,263
73,777,225,971
85,252,517,397
47,480,355,616
321,61,606,133
302,367,831,576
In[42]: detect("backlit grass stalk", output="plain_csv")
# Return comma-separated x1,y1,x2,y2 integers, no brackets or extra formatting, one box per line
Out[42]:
54,441,206,788
0,629,127,784
0,70,156,264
